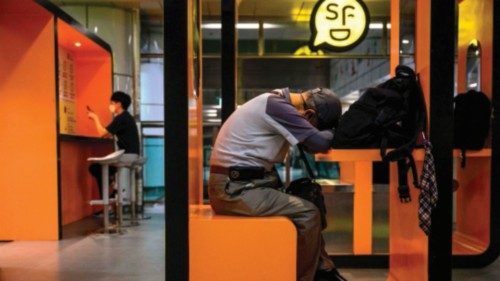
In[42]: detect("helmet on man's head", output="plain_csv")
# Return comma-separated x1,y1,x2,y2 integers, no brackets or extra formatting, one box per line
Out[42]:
306,88,342,130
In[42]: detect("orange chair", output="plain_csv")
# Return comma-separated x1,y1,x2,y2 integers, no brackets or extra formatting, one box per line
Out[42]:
189,205,297,281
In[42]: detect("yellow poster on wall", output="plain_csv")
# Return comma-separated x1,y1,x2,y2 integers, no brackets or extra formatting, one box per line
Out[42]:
58,48,76,134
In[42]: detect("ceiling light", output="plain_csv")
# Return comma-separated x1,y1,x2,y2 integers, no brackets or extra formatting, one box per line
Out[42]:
369,23,391,30
402,39,410,44
202,23,281,30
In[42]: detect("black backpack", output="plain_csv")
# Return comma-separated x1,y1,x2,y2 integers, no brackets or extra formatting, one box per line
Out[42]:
454,89,491,167
332,65,427,202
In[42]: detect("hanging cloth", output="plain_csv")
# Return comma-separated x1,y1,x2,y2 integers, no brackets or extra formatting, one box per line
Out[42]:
418,139,439,235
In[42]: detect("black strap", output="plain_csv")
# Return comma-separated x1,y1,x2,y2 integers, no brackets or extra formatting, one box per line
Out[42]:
408,153,420,188
298,146,315,179
397,159,411,203
380,136,388,160
396,153,420,203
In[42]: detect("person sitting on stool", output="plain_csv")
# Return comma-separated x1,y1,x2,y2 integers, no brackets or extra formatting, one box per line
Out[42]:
87,91,140,200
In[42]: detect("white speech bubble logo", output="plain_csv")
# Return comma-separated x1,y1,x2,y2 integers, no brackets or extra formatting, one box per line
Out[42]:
310,0,370,52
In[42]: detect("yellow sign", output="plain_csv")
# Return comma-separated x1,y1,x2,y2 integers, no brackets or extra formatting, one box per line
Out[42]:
309,0,370,52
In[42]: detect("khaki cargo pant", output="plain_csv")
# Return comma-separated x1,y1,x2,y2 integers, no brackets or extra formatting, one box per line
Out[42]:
208,171,334,281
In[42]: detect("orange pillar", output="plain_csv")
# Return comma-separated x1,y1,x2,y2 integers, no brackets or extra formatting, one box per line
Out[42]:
353,161,373,254
388,154,427,281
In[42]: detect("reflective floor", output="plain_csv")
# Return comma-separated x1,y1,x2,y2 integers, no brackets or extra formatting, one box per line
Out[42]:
0,203,499,281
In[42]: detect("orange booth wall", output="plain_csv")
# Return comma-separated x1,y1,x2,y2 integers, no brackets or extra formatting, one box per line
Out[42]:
0,0,114,240
0,0,59,240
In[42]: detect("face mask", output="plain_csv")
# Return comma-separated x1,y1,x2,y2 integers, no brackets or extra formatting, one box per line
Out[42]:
109,104,116,114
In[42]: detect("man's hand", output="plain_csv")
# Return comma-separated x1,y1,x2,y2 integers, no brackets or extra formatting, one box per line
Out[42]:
87,111,109,137
88,111,98,121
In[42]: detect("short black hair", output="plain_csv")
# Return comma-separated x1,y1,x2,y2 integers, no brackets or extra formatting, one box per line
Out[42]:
111,91,131,110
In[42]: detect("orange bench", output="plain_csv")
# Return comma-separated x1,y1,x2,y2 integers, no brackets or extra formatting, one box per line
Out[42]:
189,205,297,281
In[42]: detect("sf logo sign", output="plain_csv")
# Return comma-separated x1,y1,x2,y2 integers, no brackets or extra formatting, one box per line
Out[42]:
309,0,370,52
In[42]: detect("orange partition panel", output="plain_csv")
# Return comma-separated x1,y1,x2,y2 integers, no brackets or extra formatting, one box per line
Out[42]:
390,0,399,75
457,0,493,96
60,139,114,225
453,0,493,255
453,149,491,254
187,0,204,205
0,2,59,240
189,205,296,281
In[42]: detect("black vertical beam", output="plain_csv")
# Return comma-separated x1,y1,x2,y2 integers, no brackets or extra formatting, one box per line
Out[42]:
428,0,455,280
221,0,237,123
165,1,189,281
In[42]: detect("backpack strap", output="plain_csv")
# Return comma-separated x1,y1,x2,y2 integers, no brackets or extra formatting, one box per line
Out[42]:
396,153,420,203
397,159,411,203
298,146,315,180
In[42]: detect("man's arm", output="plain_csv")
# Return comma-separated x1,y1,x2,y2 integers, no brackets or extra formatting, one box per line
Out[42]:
88,111,111,137
301,130,333,153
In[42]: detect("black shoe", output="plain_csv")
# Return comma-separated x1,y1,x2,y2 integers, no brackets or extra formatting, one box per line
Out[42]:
315,268,348,281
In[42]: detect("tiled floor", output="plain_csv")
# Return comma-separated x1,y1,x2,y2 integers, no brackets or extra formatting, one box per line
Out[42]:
0,205,165,281
0,203,499,281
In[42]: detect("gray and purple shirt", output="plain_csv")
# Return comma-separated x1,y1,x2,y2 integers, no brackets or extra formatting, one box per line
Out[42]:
210,88,333,171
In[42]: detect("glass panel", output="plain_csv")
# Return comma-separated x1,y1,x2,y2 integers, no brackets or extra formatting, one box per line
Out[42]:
399,0,415,67
114,74,133,94
465,41,481,91
214,0,393,255
452,0,493,256
202,4,222,200
143,137,165,201
88,7,134,75
58,5,86,26
203,0,393,256
140,60,164,122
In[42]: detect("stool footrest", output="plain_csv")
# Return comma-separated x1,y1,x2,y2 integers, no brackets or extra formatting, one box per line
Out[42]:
89,199,117,206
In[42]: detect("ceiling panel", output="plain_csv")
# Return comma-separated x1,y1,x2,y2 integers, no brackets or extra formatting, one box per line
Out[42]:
203,0,390,21
51,0,164,30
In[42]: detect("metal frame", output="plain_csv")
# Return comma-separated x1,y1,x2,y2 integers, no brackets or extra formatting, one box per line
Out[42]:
164,0,189,280
428,1,455,279
221,0,237,123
